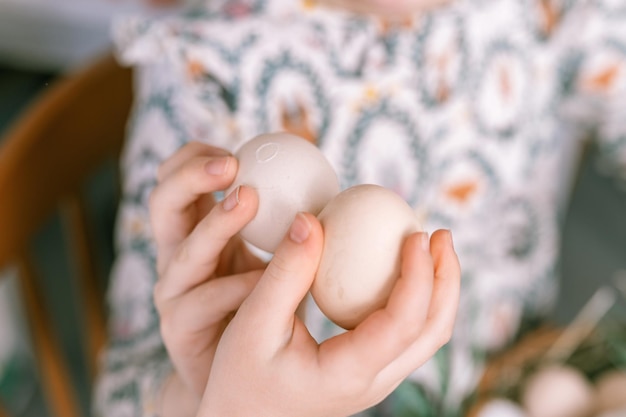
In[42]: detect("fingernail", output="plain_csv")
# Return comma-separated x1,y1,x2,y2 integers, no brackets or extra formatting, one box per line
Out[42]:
205,156,231,176
447,230,454,247
289,213,311,243
420,232,430,251
223,186,240,211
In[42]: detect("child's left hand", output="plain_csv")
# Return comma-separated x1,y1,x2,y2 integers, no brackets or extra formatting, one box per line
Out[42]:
149,142,265,400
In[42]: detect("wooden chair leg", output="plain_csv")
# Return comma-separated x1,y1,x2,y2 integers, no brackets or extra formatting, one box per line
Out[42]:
60,194,107,379
17,253,81,417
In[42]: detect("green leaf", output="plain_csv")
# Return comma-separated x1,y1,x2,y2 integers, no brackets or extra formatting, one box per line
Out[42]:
392,382,435,417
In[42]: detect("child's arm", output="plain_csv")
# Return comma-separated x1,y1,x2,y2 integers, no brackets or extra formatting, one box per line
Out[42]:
198,216,460,417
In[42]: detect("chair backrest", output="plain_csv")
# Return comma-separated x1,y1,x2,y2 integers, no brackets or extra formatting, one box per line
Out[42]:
0,53,133,417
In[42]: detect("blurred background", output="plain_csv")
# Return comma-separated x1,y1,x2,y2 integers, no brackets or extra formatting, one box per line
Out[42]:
0,1,625,416
0,1,144,416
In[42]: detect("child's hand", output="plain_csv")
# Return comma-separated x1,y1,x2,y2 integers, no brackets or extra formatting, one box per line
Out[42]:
149,142,265,399
199,213,461,417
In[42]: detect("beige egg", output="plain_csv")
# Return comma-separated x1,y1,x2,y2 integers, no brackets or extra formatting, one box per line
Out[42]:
594,370,626,413
226,132,340,253
521,365,595,417
475,398,528,417
311,184,421,330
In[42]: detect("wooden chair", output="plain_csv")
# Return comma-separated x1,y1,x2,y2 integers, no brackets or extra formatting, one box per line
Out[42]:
0,53,133,417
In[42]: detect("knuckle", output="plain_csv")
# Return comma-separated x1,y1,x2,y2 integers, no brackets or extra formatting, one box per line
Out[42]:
408,313,427,339
265,253,294,283
330,360,373,397
399,321,420,347
159,307,195,348
199,279,220,304
180,160,201,186
196,216,228,248
341,374,370,397
152,272,177,307
386,310,420,347
173,242,190,264
155,257,167,277
153,281,165,307
188,141,206,151
158,313,177,342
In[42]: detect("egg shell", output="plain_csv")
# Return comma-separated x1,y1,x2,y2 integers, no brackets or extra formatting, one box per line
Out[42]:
311,184,421,330
475,398,528,417
594,370,626,413
226,132,340,253
521,365,595,417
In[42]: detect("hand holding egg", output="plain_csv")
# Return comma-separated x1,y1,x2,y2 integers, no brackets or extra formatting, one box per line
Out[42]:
200,134,460,416
230,133,422,329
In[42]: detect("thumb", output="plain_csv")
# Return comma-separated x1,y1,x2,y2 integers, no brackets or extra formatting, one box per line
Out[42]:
239,212,323,341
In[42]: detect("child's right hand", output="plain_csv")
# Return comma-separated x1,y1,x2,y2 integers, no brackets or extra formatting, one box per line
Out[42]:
149,142,265,401
198,214,461,417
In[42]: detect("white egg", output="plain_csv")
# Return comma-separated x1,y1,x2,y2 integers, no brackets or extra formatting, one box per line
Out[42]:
226,132,340,253
311,184,422,330
475,398,528,417
521,365,595,417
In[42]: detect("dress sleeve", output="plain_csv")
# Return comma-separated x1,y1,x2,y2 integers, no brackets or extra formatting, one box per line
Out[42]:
92,13,238,416
559,1,626,179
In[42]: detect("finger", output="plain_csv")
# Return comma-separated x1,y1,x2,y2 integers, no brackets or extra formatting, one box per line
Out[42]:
238,212,324,342
158,270,263,341
157,143,230,220
421,229,461,343
156,185,259,299
150,154,238,267
376,229,460,385
157,141,231,183
421,229,460,343
319,231,435,378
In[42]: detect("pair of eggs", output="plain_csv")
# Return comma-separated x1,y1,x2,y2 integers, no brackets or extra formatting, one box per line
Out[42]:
476,367,626,417
225,133,422,329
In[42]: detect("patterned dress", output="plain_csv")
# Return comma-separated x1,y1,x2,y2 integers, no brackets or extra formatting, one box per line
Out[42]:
94,0,626,415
